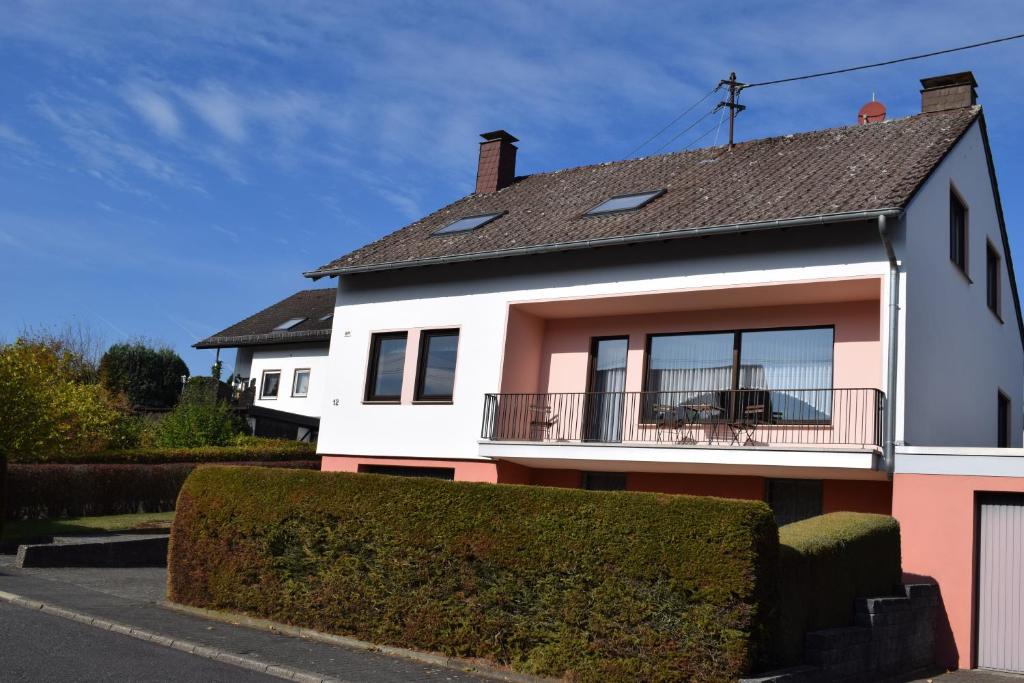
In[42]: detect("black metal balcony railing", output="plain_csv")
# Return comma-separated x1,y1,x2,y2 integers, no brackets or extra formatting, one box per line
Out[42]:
481,388,883,448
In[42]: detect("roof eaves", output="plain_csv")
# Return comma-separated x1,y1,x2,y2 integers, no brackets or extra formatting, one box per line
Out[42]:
194,328,332,349
305,207,906,279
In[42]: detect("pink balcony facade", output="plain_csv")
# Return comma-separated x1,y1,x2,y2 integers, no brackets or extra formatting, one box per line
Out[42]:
488,277,884,451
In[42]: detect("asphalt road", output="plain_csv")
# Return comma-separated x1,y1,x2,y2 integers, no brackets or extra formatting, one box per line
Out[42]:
0,601,278,683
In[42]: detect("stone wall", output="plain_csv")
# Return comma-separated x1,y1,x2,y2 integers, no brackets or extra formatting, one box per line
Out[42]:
743,583,939,682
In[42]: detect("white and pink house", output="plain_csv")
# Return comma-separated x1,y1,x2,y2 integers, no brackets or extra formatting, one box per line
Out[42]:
305,72,1024,672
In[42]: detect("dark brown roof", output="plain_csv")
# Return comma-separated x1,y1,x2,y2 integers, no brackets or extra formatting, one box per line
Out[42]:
307,106,980,277
195,288,335,349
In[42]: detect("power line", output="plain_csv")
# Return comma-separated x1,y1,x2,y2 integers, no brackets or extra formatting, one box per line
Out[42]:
683,118,725,151
651,105,720,154
624,86,719,158
744,32,1024,89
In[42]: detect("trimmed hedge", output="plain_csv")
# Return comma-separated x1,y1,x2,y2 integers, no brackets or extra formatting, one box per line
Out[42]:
776,512,902,664
9,441,316,465
6,461,319,520
0,455,5,537
169,467,779,682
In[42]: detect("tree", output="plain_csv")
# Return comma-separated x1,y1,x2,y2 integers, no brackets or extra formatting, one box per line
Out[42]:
19,321,105,384
99,342,190,410
0,340,141,459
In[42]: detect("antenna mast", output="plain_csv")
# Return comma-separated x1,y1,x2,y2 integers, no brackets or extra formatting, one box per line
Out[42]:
717,72,746,148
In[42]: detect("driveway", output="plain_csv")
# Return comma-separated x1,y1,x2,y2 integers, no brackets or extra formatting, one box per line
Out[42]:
0,554,506,682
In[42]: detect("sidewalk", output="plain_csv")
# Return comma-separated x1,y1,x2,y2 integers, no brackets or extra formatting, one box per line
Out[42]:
0,556,507,683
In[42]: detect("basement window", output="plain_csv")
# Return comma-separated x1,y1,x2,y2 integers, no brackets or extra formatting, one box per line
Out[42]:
585,189,664,216
432,212,504,235
274,317,306,331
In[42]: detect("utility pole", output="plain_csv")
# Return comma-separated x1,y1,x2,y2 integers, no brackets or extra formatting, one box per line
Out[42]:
717,72,746,148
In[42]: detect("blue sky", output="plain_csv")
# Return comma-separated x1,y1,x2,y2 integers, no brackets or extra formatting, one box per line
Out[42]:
2,1,1024,376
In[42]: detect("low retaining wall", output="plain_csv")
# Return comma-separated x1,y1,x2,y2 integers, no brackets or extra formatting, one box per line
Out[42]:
744,583,938,682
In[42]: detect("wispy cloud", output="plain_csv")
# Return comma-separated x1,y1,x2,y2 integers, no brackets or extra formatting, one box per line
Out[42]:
31,93,199,194
177,82,246,142
0,121,30,146
122,84,181,137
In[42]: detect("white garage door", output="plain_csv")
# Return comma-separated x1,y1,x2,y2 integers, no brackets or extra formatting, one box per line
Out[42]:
978,494,1024,673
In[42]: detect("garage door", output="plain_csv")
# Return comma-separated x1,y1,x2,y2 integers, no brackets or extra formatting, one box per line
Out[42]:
978,494,1024,673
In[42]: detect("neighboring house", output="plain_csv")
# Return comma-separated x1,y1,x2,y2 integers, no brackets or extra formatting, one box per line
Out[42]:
194,288,336,441
297,72,1024,672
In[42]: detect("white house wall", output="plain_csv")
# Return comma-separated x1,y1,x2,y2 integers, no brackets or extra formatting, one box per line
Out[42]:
249,343,329,418
902,121,1023,447
318,228,893,460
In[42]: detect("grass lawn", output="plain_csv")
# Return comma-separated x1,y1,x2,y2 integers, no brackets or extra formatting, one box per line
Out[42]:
2,511,176,541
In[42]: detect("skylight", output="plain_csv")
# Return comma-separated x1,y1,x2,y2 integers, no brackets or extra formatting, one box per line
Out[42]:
432,212,503,235
585,190,664,215
274,317,306,331
319,314,334,322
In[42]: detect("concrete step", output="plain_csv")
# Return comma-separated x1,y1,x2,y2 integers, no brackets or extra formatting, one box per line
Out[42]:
15,534,169,568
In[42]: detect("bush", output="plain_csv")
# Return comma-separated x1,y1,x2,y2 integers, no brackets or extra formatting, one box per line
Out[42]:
99,342,189,410
5,461,319,520
0,455,5,537
0,341,136,458
154,396,243,448
8,441,316,465
776,512,902,664
169,467,779,681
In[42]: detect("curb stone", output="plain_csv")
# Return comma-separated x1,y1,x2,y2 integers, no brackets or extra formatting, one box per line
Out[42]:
0,590,345,683
161,600,555,683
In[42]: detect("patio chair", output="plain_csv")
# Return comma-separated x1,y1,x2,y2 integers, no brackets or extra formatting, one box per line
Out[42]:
528,404,559,441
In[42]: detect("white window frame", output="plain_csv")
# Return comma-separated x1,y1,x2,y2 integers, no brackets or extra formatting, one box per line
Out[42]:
292,368,311,398
260,370,281,399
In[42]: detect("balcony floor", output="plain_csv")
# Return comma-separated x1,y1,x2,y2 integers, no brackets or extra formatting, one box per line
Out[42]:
478,439,886,480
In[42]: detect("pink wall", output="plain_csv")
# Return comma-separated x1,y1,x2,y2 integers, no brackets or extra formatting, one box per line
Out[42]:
893,473,1024,669
536,300,881,394
823,479,892,515
499,308,545,394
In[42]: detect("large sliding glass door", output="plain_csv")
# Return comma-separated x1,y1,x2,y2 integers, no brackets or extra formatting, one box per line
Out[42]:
584,337,628,442
644,326,835,424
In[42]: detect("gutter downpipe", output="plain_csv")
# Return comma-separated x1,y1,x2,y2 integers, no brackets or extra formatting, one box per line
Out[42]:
878,214,900,475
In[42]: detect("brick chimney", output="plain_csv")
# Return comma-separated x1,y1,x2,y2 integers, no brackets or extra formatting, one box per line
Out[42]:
920,72,977,113
475,130,518,194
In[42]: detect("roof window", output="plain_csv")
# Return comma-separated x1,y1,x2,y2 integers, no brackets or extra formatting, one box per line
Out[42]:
585,190,664,216
432,212,504,235
274,318,306,331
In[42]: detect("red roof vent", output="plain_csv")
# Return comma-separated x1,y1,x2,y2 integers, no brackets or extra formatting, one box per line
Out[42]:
857,98,886,125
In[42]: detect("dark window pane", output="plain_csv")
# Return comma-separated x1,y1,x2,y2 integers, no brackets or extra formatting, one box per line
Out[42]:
644,333,733,423
416,331,459,400
586,190,663,215
366,333,407,401
767,479,822,526
987,246,1000,314
586,337,629,442
647,333,734,392
261,372,280,398
583,472,627,491
740,328,834,422
950,192,967,272
433,213,502,235
998,393,1010,448
359,465,455,480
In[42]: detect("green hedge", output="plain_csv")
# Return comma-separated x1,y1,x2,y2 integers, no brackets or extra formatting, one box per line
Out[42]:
6,461,319,520
169,467,779,681
9,441,316,465
0,455,5,537
776,512,902,664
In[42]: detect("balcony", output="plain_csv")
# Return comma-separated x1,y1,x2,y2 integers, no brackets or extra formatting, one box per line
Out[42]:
482,388,883,450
